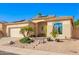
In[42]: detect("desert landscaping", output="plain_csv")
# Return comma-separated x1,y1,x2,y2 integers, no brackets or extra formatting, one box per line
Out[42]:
2,37,79,55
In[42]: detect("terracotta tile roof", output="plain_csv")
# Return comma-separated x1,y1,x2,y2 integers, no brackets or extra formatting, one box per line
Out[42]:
6,16,74,26
57,16,73,20
32,16,56,20
7,18,34,24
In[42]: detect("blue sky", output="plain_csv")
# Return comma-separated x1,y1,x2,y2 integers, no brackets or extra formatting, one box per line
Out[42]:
0,3,79,22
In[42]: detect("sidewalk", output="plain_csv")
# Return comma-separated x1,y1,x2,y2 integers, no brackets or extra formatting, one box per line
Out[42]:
0,45,64,55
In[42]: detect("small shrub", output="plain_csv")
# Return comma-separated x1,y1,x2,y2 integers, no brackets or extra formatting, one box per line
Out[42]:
51,29,58,38
20,37,33,44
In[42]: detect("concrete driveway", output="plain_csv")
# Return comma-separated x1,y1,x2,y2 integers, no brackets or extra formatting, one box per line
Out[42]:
0,37,19,45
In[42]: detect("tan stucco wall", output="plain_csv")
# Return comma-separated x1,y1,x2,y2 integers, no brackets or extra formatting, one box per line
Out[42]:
47,20,72,39
47,22,53,37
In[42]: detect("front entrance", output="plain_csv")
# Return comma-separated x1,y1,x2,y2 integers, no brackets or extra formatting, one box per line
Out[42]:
35,22,47,37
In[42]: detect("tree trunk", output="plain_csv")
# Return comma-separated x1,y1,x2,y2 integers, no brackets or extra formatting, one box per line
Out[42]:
22,33,26,37
27,31,29,37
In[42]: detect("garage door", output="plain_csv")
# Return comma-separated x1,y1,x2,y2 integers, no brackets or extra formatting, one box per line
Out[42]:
10,28,23,37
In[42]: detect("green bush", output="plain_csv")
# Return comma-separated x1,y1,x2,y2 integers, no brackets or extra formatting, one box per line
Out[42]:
20,37,33,44
51,29,58,38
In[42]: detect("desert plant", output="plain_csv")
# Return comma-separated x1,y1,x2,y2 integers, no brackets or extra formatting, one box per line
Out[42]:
51,29,58,40
26,26,34,37
51,29,58,38
20,37,34,44
20,26,34,44
74,20,79,27
51,30,63,42
20,27,26,37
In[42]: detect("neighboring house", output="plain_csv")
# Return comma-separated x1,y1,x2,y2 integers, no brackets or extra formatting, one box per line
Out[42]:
72,26,79,39
0,22,7,37
0,15,74,39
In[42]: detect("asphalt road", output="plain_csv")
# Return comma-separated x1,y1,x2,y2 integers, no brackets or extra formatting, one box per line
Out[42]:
0,51,18,55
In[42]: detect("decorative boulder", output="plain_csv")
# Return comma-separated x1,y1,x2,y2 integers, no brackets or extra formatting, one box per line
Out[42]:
9,41,15,45
47,37,53,41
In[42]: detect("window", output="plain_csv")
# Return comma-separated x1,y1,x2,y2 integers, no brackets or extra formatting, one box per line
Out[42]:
53,23,62,34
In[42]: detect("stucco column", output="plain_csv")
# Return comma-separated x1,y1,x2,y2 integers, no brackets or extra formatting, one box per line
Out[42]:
47,22,53,37
35,23,38,36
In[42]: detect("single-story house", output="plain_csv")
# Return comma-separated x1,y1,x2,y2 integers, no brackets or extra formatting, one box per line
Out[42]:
0,15,74,39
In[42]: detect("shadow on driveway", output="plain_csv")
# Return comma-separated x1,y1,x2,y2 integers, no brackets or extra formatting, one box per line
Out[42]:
0,51,18,55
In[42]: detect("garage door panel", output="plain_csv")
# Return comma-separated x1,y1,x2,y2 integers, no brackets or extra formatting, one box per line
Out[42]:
10,28,23,37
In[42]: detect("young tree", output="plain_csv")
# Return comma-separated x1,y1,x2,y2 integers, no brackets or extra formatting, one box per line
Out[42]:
20,27,26,37
74,19,79,27
51,29,58,40
26,26,34,37
38,13,42,17
20,26,34,37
